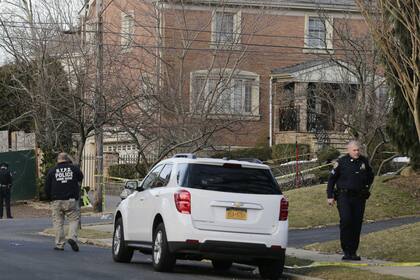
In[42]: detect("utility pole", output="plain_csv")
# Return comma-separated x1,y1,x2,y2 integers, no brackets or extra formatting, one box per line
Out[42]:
93,0,104,212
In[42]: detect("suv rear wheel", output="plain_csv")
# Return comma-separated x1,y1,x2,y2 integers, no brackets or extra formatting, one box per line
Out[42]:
258,255,285,280
152,223,176,272
112,218,134,262
211,260,232,271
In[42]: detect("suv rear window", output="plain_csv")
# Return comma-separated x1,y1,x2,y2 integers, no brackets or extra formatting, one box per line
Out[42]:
177,163,281,195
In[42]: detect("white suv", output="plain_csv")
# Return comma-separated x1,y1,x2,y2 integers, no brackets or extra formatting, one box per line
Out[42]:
112,154,288,279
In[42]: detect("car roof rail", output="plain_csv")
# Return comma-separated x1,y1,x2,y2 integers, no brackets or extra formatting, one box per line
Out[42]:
235,158,263,164
172,153,197,159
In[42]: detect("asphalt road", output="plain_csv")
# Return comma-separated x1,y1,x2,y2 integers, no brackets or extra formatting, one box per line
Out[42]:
1,198,419,280
0,217,260,280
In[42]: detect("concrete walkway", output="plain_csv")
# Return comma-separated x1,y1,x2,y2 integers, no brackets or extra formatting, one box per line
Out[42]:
287,248,420,280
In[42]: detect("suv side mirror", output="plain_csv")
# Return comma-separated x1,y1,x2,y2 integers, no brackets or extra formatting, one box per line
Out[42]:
125,181,138,190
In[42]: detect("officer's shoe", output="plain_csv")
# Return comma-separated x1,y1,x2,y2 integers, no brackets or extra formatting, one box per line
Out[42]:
350,254,361,261
54,247,64,251
342,253,352,261
68,239,79,252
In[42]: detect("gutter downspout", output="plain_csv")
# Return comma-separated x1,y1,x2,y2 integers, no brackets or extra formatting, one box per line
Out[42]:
269,76,273,147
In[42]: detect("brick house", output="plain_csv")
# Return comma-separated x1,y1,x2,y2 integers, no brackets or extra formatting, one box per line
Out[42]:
79,0,375,154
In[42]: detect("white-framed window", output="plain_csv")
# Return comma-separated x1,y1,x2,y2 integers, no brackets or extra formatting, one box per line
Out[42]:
305,16,333,50
84,21,96,49
121,11,134,49
212,11,241,45
190,70,259,116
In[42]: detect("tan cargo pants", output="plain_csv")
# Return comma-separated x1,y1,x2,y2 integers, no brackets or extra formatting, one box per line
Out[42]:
51,199,80,249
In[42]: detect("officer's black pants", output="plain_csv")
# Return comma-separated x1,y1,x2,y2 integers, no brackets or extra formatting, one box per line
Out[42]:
337,193,366,255
0,187,12,218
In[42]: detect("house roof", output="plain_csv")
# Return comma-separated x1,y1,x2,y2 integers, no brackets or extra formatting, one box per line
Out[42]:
186,0,357,11
271,59,328,75
271,59,360,84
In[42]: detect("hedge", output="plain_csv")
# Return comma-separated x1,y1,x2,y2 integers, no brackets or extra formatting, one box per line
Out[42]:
211,143,311,162
108,163,147,179
272,144,310,161
212,146,272,161
316,146,340,163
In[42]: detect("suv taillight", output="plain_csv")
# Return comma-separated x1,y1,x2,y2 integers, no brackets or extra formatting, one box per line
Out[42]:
279,197,288,221
174,190,191,214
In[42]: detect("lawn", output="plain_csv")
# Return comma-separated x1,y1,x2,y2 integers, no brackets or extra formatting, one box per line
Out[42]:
285,256,409,280
304,222,420,262
286,266,408,280
285,176,420,228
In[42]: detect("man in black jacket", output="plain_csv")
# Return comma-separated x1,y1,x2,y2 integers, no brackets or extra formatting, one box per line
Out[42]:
45,153,83,251
0,162,13,219
327,141,374,261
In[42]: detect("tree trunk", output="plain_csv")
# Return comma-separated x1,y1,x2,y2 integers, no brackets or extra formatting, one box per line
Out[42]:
414,107,420,144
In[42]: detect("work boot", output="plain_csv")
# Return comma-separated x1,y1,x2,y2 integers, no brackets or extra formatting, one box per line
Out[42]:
68,239,79,252
350,254,361,261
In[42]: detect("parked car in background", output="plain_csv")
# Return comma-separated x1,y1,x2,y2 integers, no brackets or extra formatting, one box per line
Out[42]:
112,154,288,280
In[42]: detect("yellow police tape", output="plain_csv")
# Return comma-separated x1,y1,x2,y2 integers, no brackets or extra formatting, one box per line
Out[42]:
275,162,334,180
94,174,130,182
285,261,420,269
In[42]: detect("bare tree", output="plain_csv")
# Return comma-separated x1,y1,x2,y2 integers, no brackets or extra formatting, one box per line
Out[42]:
356,0,420,143
91,0,271,171
304,9,392,158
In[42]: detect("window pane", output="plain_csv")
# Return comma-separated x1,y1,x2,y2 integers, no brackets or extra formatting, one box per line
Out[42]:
308,17,326,48
244,81,252,113
215,12,234,43
193,77,206,110
181,164,281,195
142,165,164,189
233,79,243,113
121,13,134,47
219,80,232,113
155,164,172,187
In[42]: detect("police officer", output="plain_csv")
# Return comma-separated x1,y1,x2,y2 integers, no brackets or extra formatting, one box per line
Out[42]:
45,153,83,251
0,162,13,219
327,141,374,261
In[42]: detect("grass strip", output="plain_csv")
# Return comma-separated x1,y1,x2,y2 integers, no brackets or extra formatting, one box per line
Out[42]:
304,222,420,262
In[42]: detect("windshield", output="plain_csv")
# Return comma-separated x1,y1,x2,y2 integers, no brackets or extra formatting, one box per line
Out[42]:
177,163,281,195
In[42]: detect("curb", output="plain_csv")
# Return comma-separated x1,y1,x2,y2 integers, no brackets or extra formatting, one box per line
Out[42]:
283,272,323,280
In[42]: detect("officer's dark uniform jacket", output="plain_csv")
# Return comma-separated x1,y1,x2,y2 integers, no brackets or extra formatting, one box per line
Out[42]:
0,167,12,187
45,162,84,201
327,154,374,199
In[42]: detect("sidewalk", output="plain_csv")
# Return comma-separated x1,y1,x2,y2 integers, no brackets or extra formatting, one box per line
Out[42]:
79,223,420,280
287,248,420,280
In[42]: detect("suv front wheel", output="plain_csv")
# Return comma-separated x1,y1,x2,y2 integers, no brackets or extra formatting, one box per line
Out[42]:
112,218,134,263
152,223,176,272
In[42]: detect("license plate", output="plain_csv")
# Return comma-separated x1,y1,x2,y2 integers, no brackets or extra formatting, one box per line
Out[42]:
226,208,247,220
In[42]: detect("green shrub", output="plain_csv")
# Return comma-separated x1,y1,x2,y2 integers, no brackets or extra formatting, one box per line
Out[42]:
271,144,310,162
313,165,332,183
108,163,147,179
37,151,59,201
317,146,340,163
212,146,272,161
